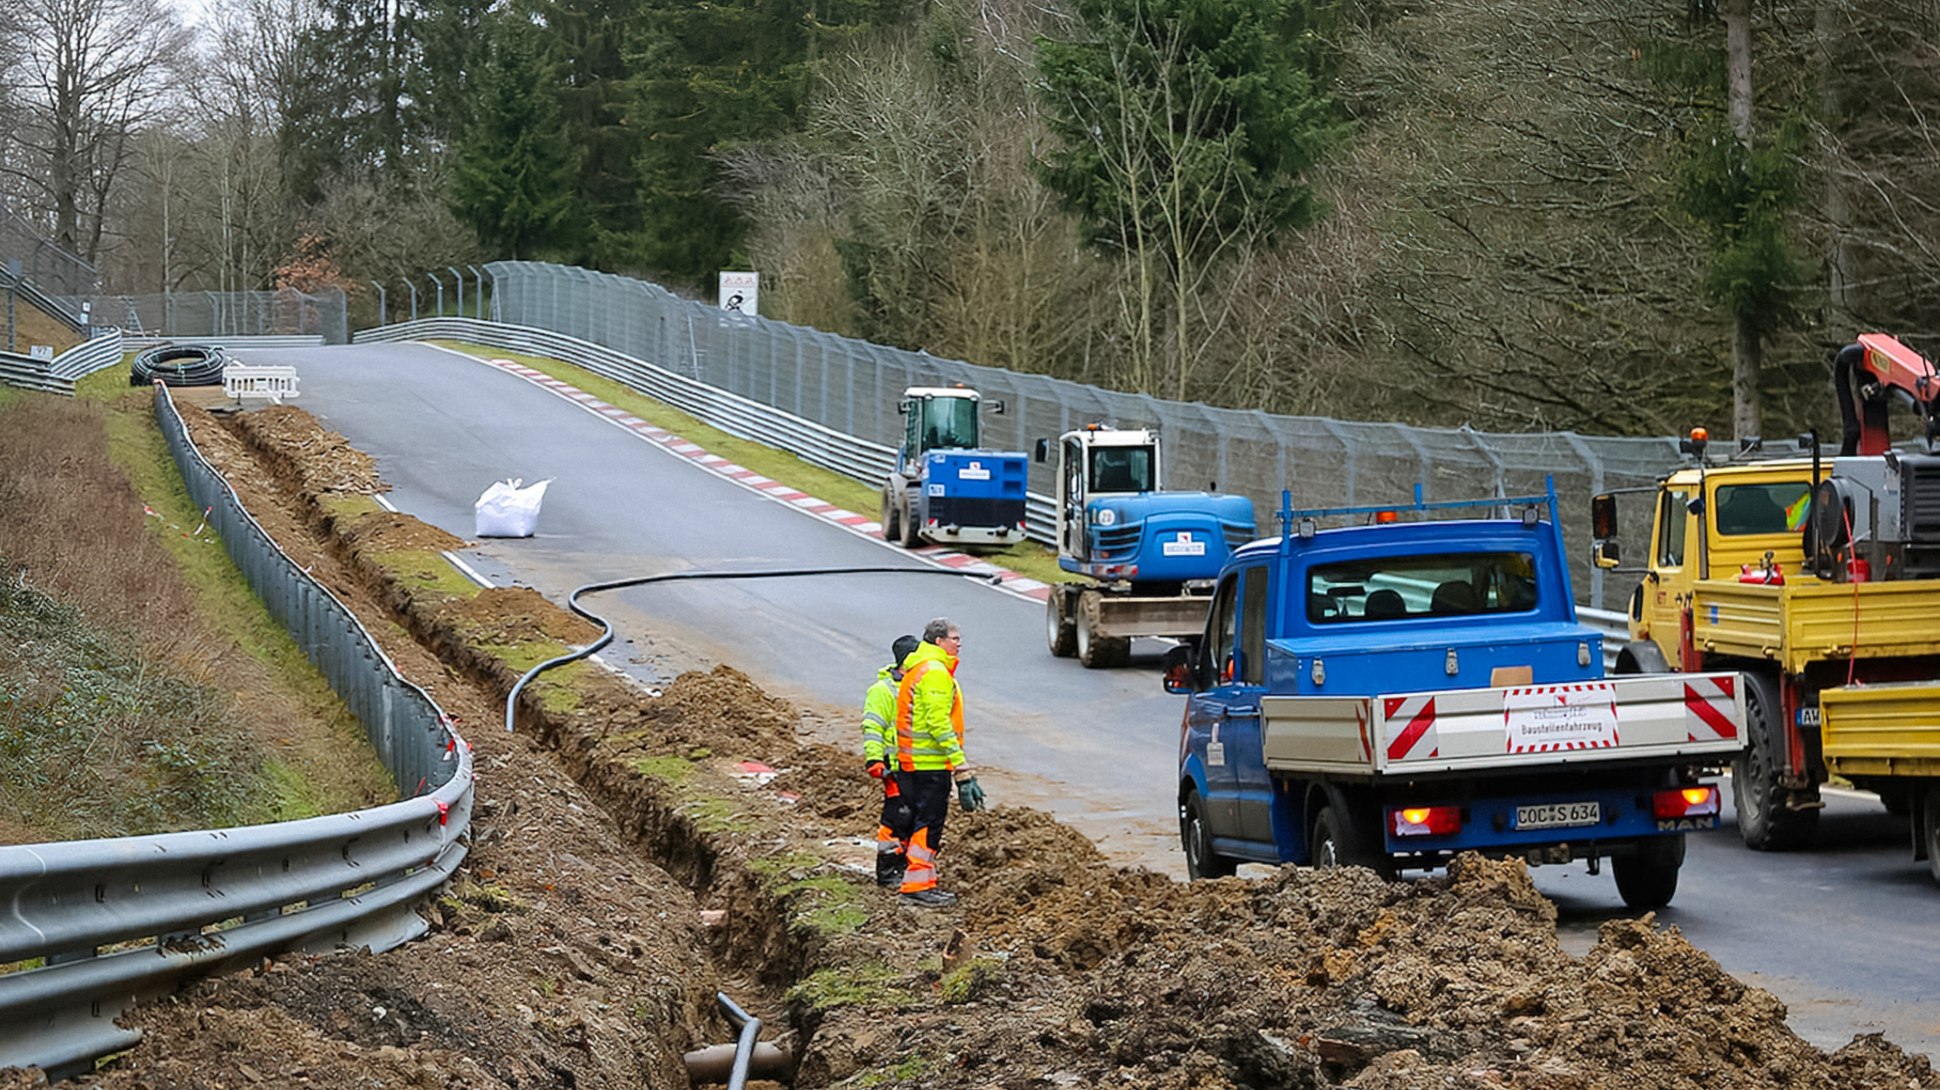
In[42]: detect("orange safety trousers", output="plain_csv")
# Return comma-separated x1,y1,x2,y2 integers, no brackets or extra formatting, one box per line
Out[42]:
876,773,908,884
893,770,953,893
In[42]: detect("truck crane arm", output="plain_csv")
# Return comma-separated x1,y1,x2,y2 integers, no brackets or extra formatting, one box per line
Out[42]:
1836,334,1940,456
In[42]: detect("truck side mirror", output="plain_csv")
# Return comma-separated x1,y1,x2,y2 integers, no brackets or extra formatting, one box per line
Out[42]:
1034,438,1049,464
1591,493,1619,540
987,399,1006,415
1592,539,1621,569
1161,643,1199,694
897,400,910,415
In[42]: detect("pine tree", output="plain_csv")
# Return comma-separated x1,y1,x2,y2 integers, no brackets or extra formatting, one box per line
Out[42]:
631,0,910,281
450,15,579,259
545,0,646,269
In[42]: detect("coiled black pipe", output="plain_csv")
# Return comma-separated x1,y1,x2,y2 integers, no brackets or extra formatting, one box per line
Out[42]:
131,343,226,387
504,564,1002,732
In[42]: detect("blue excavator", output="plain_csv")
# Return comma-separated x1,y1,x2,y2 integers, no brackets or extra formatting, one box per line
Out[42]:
1037,426,1256,667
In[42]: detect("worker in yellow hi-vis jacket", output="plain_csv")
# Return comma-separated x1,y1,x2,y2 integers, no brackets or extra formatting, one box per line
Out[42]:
862,634,921,888
892,618,986,908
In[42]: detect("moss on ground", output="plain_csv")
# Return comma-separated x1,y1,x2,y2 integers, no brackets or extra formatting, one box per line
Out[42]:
787,961,916,1011
630,755,694,783
370,547,483,600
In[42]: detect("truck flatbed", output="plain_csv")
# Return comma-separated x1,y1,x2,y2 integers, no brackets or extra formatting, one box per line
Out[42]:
1259,673,1743,776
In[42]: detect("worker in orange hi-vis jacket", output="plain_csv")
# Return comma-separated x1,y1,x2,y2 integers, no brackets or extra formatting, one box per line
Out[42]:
861,633,922,888
892,617,986,908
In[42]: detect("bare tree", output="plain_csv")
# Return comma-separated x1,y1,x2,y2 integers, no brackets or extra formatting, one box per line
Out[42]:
1,0,192,266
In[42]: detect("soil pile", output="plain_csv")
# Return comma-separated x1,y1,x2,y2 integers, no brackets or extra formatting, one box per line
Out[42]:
226,404,388,496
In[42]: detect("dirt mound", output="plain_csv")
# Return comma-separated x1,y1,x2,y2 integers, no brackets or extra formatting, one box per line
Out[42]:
438,586,603,648
339,509,467,554
228,404,388,495
794,854,1937,1089
638,664,802,757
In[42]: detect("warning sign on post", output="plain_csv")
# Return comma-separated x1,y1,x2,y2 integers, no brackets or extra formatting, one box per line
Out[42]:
1503,683,1619,753
718,271,759,316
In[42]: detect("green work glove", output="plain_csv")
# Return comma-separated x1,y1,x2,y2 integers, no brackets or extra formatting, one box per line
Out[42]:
956,776,986,812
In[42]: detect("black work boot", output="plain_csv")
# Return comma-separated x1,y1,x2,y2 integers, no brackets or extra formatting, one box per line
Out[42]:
900,888,958,908
876,854,907,889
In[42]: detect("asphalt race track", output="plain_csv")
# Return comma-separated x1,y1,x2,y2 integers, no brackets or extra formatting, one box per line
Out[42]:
268,341,1940,1062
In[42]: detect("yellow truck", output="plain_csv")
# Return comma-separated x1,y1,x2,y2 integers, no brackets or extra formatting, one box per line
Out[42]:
1591,412,1940,866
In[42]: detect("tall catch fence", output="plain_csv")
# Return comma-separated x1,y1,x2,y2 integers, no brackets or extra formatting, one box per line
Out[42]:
483,261,1679,610
59,287,350,344
0,209,97,298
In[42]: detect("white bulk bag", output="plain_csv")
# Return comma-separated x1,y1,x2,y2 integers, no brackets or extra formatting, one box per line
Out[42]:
474,477,553,538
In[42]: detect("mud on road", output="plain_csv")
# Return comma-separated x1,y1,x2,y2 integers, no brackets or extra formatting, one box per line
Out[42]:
36,400,1940,1090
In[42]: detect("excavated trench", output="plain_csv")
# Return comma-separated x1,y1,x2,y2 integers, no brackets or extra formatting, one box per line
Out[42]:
88,399,1940,1090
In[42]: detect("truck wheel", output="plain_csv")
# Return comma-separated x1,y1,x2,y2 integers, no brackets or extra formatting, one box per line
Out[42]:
1734,672,1818,851
1181,790,1235,880
1046,592,1076,657
1613,834,1684,909
897,497,921,548
1076,596,1130,668
880,490,901,543
1310,805,1394,879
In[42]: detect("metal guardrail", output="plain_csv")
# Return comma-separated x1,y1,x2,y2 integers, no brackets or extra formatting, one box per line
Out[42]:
0,384,472,1079
1579,607,1628,671
125,334,326,351
49,329,125,381
0,349,72,393
0,330,123,395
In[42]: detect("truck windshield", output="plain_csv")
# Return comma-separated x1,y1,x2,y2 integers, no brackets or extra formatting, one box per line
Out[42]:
1307,551,1539,623
918,397,980,451
1089,446,1155,493
1714,482,1811,536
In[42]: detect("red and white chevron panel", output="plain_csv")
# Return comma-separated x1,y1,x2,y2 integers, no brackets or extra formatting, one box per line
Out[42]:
1384,695,1439,762
1683,675,1739,742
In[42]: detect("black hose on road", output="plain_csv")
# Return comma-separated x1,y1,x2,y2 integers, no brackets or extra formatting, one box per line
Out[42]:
131,343,226,386
504,564,1000,732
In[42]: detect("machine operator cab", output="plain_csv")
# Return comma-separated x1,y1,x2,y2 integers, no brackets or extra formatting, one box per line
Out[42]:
899,387,995,470
1040,426,1161,561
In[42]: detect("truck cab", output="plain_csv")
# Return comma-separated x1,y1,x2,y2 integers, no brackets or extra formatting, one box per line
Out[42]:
880,387,1028,548
1171,488,1745,909
1593,435,1940,854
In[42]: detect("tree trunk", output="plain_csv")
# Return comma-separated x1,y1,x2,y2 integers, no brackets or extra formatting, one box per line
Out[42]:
1816,1,1854,335
1733,311,1762,441
1723,0,1759,439
1723,0,1753,141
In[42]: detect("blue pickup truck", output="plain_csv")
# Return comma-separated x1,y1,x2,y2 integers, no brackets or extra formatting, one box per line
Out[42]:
1165,486,1747,908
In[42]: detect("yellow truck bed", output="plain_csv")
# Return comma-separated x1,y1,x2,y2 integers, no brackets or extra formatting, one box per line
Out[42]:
1821,681,1940,778
1692,578,1940,673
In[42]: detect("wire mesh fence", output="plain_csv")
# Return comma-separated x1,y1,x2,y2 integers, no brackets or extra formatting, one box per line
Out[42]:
58,287,349,343
482,261,1679,609
0,209,97,298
